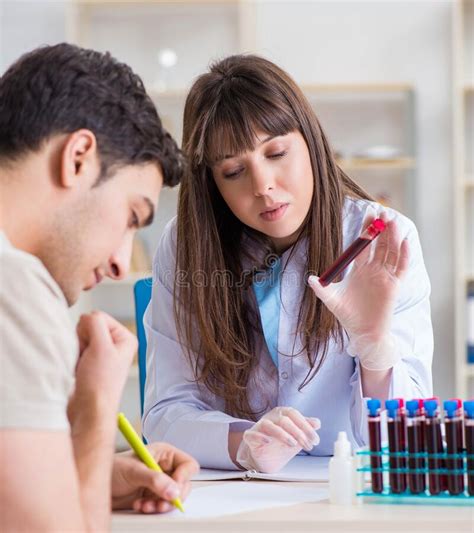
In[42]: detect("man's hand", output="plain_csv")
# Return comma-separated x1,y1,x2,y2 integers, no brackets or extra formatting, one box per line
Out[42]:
68,311,137,428
66,311,138,531
111,443,200,513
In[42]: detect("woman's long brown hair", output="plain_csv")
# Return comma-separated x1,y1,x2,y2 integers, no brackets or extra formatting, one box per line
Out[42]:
175,55,372,420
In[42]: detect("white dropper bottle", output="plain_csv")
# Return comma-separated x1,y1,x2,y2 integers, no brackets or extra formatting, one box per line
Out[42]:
329,431,353,505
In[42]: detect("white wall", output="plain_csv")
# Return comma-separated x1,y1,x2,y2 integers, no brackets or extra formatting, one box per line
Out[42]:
252,0,454,397
0,0,69,72
0,0,457,398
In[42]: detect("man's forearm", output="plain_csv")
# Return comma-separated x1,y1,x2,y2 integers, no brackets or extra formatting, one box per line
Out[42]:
70,402,117,531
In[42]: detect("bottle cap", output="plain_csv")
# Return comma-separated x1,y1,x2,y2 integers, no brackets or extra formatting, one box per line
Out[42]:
464,400,474,419
366,219,386,239
333,431,352,458
413,398,425,410
371,219,386,233
385,399,399,419
393,397,405,408
424,399,438,418
447,398,462,409
367,398,381,416
424,396,440,403
406,399,420,417
443,400,459,419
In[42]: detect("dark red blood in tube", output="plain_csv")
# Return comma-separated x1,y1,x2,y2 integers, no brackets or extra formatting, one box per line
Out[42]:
406,400,426,494
319,218,386,286
367,399,384,494
424,400,445,496
465,402,474,496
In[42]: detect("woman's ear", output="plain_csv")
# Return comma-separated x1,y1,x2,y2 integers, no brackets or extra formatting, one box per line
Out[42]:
59,129,100,190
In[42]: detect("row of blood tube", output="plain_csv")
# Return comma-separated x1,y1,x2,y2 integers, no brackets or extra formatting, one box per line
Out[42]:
366,398,474,496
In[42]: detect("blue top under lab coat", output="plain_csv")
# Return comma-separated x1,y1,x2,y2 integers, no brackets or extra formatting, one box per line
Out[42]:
142,198,433,469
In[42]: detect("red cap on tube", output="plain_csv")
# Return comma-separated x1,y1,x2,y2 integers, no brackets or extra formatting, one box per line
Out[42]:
367,218,386,238
447,398,462,409
412,398,425,411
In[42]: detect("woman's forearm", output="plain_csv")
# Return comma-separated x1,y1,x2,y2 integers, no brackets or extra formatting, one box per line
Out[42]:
360,366,392,402
228,431,244,466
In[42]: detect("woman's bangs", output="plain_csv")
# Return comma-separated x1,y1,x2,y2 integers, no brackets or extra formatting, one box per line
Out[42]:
203,93,298,167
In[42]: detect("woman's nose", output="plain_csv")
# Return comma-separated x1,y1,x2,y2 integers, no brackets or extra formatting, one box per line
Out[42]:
250,165,276,197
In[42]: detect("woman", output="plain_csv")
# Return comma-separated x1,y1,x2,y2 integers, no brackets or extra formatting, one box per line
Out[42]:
142,55,433,473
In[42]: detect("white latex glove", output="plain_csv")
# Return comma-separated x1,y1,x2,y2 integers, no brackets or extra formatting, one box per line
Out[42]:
308,212,409,371
236,407,321,474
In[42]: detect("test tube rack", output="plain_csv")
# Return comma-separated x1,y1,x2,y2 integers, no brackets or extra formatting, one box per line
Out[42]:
355,447,474,505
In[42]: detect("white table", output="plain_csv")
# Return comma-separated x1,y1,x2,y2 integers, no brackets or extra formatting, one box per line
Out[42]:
112,481,474,533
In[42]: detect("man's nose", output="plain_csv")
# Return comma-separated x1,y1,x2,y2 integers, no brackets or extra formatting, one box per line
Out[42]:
106,234,134,281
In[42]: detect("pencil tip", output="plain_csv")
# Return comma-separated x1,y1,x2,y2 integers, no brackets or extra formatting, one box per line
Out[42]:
173,499,185,513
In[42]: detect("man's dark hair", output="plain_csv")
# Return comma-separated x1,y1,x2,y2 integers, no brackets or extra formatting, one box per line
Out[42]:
0,43,183,186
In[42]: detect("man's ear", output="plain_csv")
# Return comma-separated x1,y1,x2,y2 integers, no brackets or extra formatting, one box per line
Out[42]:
59,129,100,190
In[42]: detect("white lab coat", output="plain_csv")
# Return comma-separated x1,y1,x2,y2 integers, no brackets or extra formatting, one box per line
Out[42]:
143,198,433,469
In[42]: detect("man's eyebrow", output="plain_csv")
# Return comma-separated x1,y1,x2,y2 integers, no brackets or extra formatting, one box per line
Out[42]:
141,197,155,227
216,135,279,163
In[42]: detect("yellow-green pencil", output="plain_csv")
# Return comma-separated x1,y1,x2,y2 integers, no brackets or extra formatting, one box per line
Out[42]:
117,412,185,513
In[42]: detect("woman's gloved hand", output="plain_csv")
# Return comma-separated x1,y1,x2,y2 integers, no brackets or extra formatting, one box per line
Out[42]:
308,212,409,371
236,406,320,474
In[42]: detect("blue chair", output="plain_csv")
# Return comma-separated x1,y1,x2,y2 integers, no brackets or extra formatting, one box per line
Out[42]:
133,277,152,415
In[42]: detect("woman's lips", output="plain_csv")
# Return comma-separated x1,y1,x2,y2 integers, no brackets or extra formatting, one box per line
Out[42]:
259,203,289,222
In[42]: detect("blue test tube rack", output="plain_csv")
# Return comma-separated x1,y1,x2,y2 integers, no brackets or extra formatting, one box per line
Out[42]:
355,447,474,505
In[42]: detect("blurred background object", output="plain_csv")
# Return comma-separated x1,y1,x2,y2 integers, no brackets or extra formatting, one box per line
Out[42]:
154,47,178,91
1,0,472,441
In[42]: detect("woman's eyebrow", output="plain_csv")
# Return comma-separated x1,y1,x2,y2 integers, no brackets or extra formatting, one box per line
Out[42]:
215,135,280,164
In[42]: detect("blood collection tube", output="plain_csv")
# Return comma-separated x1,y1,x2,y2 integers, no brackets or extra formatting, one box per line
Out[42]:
447,398,464,448
319,218,386,286
386,399,407,493
424,399,445,495
406,400,426,494
443,400,464,495
464,400,474,496
424,396,448,491
412,398,426,446
367,398,383,493
393,398,407,449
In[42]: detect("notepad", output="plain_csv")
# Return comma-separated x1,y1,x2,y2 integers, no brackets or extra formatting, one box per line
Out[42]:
193,455,330,482
168,483,329,519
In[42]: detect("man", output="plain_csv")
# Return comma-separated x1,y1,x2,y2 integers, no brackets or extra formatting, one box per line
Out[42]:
0,43,198,531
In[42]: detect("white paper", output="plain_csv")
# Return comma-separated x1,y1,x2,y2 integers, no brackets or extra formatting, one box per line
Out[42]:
255,455,329,482
193,469,244,481
194,455,330,482
168,483,328,519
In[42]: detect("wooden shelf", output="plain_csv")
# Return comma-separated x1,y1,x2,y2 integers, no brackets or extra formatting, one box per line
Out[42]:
337,157,415,170
302,83,413,94
98,272,150,287
148,88,188,100
453,1,474,397
128,365,139,380
149,84,416,100
76,0,238,5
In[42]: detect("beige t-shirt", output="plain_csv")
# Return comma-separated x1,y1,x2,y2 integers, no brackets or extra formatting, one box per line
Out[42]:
0,232,78,430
